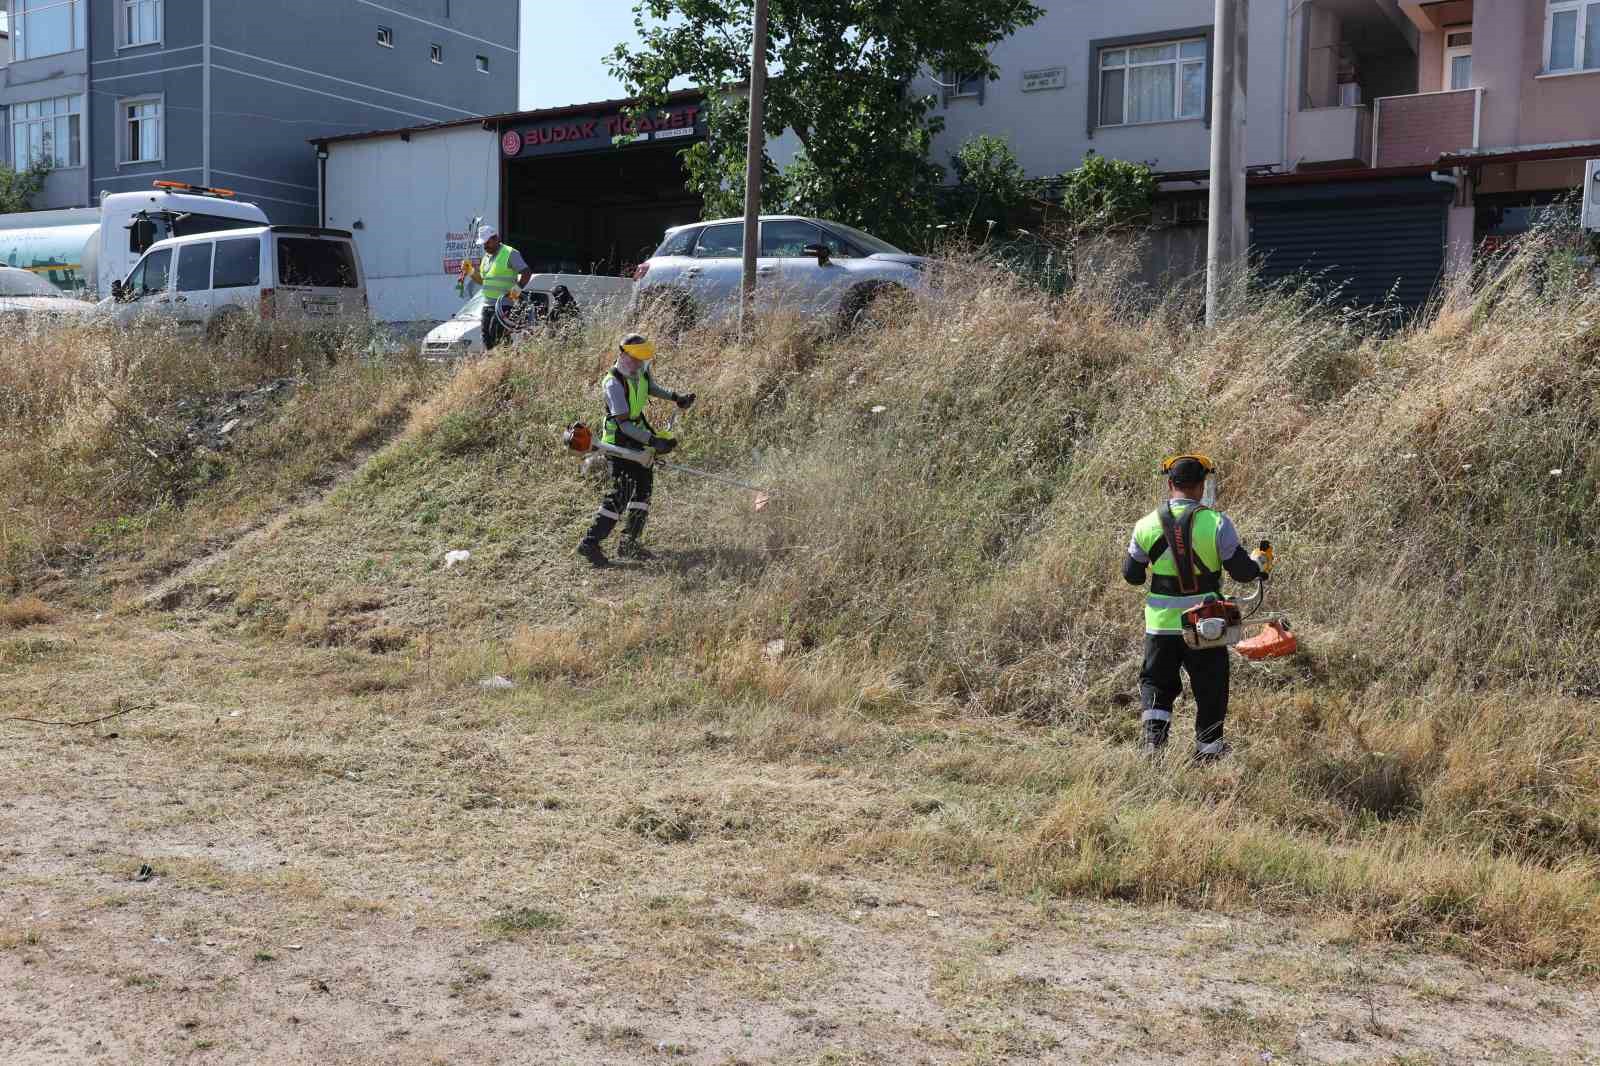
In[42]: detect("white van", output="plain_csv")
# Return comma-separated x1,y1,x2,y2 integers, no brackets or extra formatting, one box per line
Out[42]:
422,273,634,357
109,225,368,335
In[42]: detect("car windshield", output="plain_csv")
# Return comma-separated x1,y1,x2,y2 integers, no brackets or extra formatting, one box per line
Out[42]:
454,294,485,320
819,222,905,255
0,270,62,298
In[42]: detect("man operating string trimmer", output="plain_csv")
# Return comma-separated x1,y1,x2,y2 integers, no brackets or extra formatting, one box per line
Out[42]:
577,333,695,567
1122,454,1281,762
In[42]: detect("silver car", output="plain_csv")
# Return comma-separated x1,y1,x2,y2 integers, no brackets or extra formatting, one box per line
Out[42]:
631,215,927,328
0,266,100,327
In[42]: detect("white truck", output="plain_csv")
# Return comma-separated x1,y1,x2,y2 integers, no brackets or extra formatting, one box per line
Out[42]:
0,181,270,298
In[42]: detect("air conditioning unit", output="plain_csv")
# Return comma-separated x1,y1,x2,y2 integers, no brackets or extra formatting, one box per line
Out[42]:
1584,159,1600,233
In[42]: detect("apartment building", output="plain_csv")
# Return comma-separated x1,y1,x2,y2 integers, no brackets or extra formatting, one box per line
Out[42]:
923,0,1599,307
919,0,1290,180
1287,0,1600,267
1,0,518,222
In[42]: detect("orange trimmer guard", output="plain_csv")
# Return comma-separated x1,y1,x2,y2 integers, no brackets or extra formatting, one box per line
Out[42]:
1236,619,1297,661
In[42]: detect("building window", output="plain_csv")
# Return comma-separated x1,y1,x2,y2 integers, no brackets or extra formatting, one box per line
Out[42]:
953,71,985,98
377,25,394,48
12,0,86,61
1547,0,1600,72
431,43,443,64
121,0,162,48
121,98,163,164
1444,28,1473,89
1099,37,1207,126
476,54,490,73
10,95,84,169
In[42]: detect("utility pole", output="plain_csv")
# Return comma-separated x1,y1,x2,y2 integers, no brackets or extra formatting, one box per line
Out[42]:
738,0,770,334
1206,0,1248,326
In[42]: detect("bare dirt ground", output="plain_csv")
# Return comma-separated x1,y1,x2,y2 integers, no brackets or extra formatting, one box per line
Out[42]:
4,614,1598,1066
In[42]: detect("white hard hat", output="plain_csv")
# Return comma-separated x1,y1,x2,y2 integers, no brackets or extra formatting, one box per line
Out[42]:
477,224,498,243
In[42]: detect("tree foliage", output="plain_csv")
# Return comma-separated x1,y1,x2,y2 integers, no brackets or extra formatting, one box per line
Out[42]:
609,0,1043,249
945,134,1036,239
0,160,53,214
1058,153,1156,232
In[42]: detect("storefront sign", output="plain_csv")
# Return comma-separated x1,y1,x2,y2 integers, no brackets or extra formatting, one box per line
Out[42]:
1022,67,1066,92
502,104,705,159
442,227,475,275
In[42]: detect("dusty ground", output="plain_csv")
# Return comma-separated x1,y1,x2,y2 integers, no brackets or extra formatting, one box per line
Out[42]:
3,613,1598,1066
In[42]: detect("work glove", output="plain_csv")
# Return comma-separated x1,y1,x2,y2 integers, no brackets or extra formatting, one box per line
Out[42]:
1249,540,1275,580
648,436,677,455
674,392,696,411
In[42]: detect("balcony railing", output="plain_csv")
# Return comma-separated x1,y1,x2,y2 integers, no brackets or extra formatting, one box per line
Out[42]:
1373,87,1482,168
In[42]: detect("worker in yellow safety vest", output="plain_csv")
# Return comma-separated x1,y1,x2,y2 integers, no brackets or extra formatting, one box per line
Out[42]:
459,224,533,350
1122,455,1273,761
577,333,696,567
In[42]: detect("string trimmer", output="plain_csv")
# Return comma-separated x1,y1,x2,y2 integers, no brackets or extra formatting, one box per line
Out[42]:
1179,542,1297,661
562,422,773,511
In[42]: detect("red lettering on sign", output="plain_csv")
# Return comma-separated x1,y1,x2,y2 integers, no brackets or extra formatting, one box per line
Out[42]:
553,126,567,142
582,121,597,138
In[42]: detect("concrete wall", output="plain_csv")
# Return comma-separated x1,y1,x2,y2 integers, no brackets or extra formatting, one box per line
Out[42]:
0,15,90,209
85,0,516,223
323,122,500,323
915,0,1288,180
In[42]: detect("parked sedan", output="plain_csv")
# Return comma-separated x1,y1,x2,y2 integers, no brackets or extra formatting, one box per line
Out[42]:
0,266,100,326
631,216,927,329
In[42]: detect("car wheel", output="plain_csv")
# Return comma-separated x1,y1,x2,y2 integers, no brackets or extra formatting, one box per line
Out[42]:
840,282,909,333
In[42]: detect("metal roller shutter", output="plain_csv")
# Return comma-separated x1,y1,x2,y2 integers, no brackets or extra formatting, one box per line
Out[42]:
1249,177,1453,311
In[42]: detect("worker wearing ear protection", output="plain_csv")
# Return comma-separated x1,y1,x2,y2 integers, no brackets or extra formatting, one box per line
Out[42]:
577,333,696,567
1122,454,1274,760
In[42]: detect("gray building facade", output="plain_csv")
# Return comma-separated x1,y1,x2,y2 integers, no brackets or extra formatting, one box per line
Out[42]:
2,0,518,222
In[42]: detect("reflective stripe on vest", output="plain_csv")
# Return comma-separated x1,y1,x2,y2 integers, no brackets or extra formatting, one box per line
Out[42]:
600,369,651,446
1133,502,1224,634
480,244,519,299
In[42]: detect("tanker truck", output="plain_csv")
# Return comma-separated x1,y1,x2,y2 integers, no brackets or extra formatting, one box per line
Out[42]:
0,181,269,298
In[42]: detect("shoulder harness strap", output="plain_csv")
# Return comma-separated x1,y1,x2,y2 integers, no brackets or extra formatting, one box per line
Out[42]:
1157,501,1210,595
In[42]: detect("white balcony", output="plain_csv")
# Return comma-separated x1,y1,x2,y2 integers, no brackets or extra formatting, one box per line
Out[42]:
1292,105,1373,168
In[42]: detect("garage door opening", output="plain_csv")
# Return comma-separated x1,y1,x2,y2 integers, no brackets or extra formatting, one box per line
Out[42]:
504,141,703,278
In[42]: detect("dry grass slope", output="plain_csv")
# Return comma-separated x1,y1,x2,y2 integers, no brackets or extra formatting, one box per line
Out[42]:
7,235,1600,977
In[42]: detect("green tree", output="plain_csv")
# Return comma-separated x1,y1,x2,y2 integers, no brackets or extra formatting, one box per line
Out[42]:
946,134,1034,239
1058,153,1156,233
0,160,53,214
609,0,1043,250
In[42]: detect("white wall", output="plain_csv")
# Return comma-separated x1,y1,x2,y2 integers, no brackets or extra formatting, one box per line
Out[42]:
323,123,500,324
916,0,1288,180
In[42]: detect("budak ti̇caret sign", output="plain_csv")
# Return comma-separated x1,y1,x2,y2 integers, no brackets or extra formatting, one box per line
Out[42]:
500,101,706,159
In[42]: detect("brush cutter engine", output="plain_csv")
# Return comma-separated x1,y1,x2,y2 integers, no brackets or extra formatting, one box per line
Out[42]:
1180,579,1298,660
1181,599,1245,650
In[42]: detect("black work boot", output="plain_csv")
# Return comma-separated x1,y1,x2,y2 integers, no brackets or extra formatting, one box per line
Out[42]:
617,538,655,561
577,540,610,568
1140,719,1170,755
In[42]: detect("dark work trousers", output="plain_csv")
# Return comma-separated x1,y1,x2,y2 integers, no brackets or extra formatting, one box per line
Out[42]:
480,303,506,351
1139,634,1230,745
581,457,654,546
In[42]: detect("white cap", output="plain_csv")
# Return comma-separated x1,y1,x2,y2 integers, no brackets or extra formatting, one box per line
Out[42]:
477,224,498,244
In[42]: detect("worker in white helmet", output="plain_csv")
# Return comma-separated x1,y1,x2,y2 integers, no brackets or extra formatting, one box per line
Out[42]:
459,224,532,350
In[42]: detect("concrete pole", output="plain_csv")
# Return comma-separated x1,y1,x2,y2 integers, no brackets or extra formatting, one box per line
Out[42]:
738,0,770,334
1206,0,1248,326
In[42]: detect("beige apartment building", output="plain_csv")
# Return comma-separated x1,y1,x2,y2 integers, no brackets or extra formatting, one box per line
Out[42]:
1287,0,1600,271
